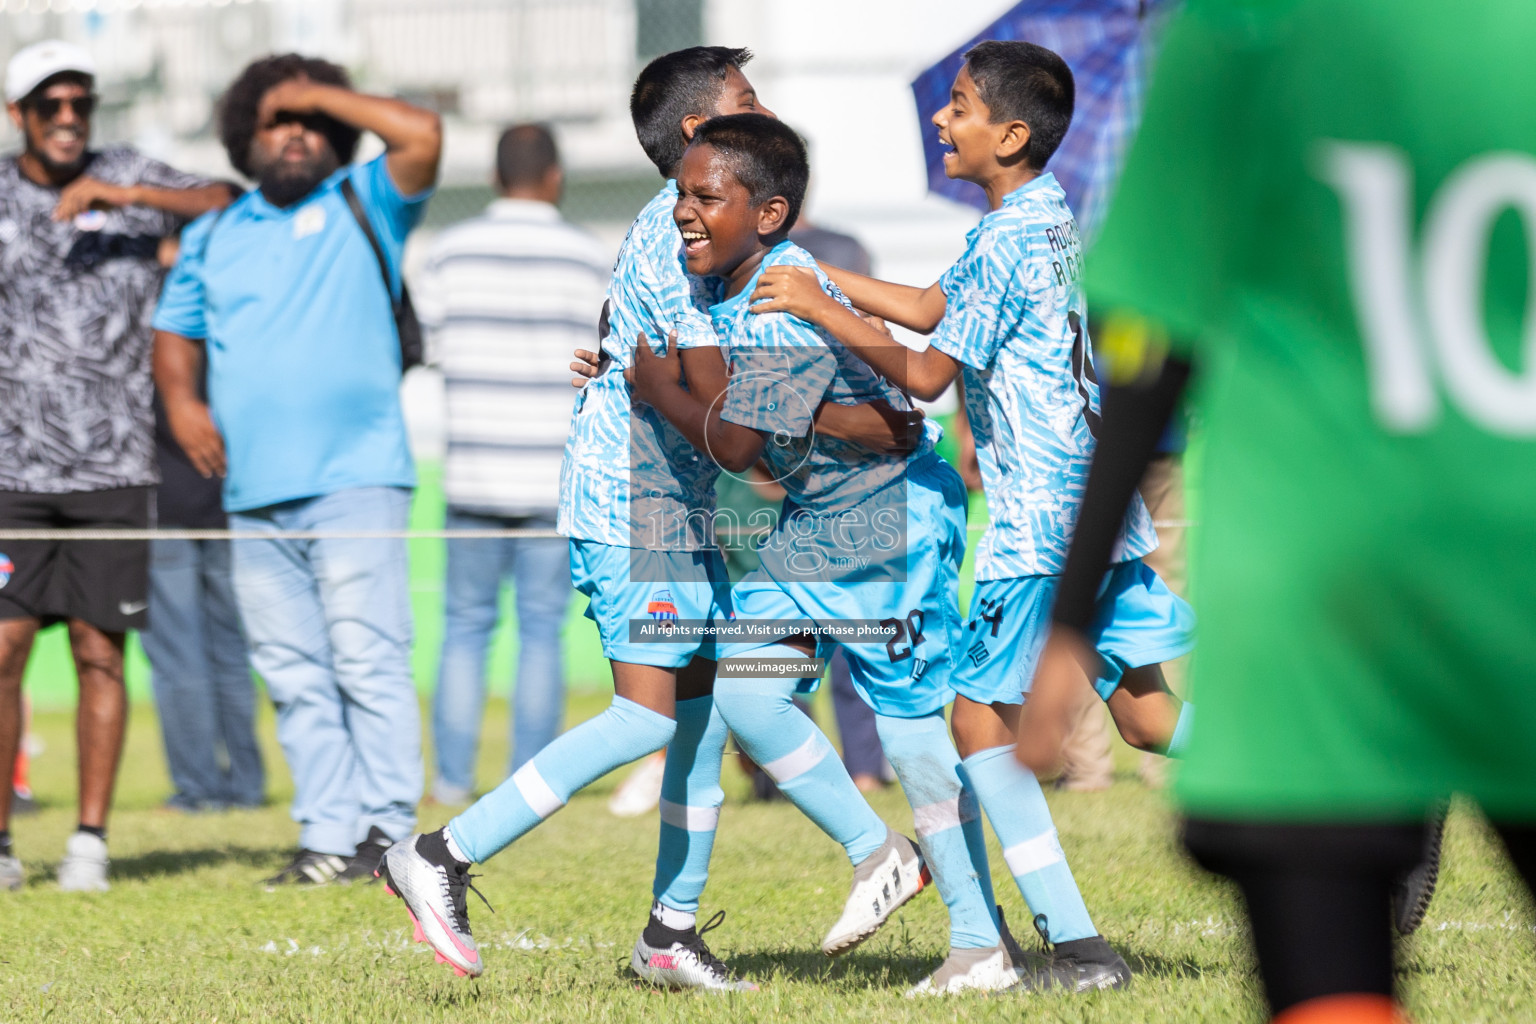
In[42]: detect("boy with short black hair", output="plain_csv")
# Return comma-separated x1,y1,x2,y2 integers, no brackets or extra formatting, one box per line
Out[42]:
380,46,765,991
631,111,1070,995
748,40,1187,991
381,47,915,992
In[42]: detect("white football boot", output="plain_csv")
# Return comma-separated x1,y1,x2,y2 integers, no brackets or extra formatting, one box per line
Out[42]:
821,829,928,956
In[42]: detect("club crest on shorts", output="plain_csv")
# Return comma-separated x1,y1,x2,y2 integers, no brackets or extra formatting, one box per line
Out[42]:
0,553,11,589
647,588,679,627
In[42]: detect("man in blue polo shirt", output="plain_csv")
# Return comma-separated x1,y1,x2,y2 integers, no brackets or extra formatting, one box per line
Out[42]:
152,54,441,885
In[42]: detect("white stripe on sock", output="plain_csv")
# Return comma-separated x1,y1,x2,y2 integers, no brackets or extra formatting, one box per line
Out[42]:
912,796,966,837
658,799,721,832
763,733,829,783
512,762,565,819
1003,829,1065,877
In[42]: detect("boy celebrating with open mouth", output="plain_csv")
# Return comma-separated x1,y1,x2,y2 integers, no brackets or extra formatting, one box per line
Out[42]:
747,42,1193,991
631,111,1119,995
381,47,918,992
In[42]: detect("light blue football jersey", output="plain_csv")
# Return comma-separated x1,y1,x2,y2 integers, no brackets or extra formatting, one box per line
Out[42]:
710,240,934,515
930,173,1158,580
557,181,723,551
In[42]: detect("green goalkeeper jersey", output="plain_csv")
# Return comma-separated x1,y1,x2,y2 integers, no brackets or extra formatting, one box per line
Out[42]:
1091,0,1536,821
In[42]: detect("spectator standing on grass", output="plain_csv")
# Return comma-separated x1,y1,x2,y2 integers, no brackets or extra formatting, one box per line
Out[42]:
413,124,605,804
0,40,233,893
153,54,441,885
142,379,264,814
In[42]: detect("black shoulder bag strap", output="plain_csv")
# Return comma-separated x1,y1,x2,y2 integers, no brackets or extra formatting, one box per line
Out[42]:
339,177,424,372
195,203,232,262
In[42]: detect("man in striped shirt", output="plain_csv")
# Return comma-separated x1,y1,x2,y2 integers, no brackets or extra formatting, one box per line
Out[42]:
414,124,608,804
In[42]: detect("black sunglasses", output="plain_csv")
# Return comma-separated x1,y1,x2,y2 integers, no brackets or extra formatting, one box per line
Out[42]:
267,109,332,133
27,94,97,120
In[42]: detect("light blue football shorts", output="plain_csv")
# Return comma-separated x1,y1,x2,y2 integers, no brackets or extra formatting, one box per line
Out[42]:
569,539,733,669
718,454,966,718
951,558,1195,706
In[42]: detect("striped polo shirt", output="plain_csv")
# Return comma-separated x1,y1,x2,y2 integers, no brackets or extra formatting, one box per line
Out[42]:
415,198,609,518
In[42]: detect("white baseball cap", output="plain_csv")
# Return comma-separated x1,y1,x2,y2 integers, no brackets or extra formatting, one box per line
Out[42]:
6,40,95,104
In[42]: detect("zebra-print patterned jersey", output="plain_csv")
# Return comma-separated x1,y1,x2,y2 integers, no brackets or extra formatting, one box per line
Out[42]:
0,147,203,493
930,173,1157,579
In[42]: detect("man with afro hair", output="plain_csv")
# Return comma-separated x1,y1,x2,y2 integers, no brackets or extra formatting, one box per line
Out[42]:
153,53,441,886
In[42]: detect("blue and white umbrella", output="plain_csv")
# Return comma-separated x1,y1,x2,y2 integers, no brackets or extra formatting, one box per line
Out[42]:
911,0,1175,242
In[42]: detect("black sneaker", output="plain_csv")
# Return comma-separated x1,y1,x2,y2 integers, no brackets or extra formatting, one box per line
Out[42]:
264,849,351,887
1393,802,1449,936
997,905,1037,970
338,826,393,884
630,906,757,991
1012,915,1132,993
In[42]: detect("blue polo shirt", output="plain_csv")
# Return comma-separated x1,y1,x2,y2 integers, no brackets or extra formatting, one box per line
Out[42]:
153,155,429,511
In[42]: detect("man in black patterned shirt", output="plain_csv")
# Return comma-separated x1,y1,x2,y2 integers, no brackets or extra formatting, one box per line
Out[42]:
0,40,232,893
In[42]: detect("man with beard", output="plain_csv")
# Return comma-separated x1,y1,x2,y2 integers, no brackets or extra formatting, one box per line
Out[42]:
0,40,233,893
153,54,441,885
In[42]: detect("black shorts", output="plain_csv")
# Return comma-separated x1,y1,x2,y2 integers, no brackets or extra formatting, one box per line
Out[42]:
1181,816,1536,1015
0,487,152,632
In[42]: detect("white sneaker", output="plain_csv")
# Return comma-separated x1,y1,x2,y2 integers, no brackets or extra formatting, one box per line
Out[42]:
821,829,928,956
906,944,1020,996
0,852,22,891
58,831,109,892
608,751,666,817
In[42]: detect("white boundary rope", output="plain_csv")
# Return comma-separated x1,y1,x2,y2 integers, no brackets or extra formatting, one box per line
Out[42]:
0,521,1197,541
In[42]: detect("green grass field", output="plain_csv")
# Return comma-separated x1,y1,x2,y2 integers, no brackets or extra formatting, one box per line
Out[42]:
5,693,1535,1024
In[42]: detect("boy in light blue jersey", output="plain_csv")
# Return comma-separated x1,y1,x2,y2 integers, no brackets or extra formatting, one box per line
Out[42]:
383,47,920,992
750,42,1194,993
631,112,1046,996
377,47,765,990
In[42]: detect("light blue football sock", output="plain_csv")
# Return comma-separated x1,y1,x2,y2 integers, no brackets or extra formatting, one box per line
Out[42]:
876,711,1000,950
652,695,728,916
963,743,1097,943
449,695,674,864
1167,701,1195,758
953,757,1001,924
713,654,888,866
